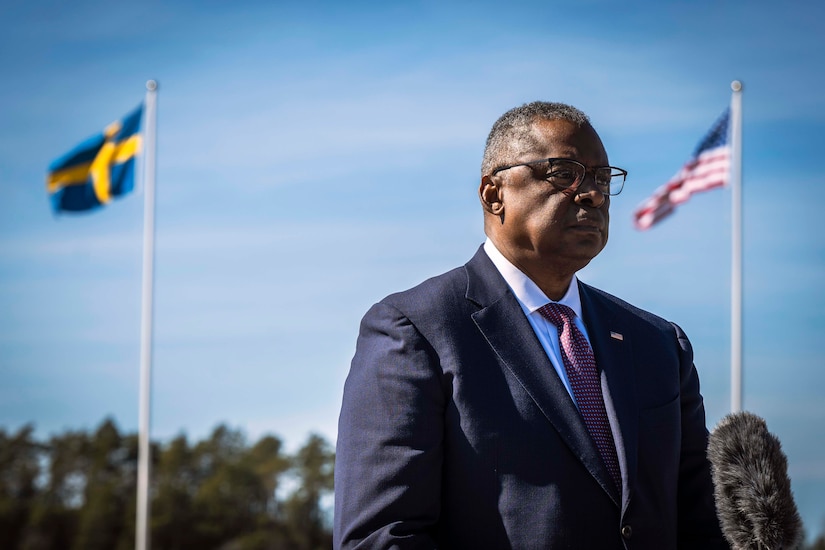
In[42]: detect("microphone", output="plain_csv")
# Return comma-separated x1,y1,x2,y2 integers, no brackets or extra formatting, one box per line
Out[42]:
707,411,803,550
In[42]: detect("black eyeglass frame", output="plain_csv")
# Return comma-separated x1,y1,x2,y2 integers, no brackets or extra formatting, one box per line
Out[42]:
491,158,628,196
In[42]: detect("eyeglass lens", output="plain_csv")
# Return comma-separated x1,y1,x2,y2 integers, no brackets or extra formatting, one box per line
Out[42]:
547,160,624,195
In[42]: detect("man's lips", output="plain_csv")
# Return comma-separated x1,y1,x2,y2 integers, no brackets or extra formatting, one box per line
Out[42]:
569,218,603,232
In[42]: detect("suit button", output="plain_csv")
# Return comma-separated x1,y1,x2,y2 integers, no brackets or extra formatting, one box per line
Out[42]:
621,525,632,539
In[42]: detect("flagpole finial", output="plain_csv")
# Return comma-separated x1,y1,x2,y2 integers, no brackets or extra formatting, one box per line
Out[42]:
146,80,158,92
731,80,742,92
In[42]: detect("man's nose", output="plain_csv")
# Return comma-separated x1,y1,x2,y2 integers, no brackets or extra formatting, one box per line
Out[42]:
574,175,607,208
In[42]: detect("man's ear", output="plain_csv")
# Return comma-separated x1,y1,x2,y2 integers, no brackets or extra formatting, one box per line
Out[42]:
479,174,504,216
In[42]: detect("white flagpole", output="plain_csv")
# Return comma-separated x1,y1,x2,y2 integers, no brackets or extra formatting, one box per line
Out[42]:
136,79,158,550
730,80,743,413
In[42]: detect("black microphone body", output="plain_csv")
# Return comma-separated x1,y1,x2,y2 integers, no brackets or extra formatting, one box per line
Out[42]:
707,411,803,550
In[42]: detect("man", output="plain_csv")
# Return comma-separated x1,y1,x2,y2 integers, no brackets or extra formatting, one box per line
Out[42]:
334,102,727,549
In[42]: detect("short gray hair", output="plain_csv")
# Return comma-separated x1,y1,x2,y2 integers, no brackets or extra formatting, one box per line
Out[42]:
481,101,591,176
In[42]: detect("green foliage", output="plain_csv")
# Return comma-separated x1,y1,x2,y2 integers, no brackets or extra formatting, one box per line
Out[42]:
282,434,334,550
0,425,41,549
0,419,334,550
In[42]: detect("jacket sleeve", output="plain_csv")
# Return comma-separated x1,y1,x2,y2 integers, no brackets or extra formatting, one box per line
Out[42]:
333,301,446,549
672,322,730,549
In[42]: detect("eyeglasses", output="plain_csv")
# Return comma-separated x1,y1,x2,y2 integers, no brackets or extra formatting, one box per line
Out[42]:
491,158,627,196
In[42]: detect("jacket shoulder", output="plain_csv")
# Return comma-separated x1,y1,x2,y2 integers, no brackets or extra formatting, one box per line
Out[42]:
379,265,470,319
581,282,676,333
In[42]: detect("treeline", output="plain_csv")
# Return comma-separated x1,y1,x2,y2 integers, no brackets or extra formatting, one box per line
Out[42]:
0,419,334,550
4,420,825,550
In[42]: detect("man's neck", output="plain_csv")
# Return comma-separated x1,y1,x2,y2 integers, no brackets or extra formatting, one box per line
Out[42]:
517,266,575,302
485,238,577,301
488,237,575,302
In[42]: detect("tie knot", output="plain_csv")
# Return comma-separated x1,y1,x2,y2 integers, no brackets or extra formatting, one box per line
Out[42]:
537,302,576,327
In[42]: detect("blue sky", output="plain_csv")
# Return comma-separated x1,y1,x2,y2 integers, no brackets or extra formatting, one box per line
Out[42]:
2,0,824,539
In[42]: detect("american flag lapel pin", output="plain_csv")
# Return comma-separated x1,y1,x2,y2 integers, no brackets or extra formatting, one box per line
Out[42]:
610,331,624,341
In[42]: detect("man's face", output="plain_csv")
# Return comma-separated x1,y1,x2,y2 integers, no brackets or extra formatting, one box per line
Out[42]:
485,118,611,277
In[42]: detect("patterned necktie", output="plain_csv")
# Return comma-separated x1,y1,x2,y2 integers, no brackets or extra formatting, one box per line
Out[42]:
538,302,621,492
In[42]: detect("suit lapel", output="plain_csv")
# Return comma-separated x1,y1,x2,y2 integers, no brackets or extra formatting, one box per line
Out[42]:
465,249,621,506
579,282,639,506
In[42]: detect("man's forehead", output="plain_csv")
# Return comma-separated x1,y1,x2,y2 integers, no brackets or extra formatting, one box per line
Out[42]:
523,118,607,162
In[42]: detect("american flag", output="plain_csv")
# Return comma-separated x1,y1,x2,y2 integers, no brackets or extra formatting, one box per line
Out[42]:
634,109,731,230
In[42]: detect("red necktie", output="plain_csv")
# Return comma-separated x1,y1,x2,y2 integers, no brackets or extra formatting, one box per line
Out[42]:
538,302,622,492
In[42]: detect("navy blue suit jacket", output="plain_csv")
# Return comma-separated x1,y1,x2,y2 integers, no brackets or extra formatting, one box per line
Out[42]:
334,247,727,549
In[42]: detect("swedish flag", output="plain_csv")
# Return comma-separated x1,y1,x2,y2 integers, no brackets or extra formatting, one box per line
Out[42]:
47,105,143,213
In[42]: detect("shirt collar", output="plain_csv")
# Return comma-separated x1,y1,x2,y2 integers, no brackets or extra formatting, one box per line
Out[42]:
483,238,583,319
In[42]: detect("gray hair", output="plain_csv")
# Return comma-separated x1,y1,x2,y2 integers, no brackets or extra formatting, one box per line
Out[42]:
481,101,591,176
